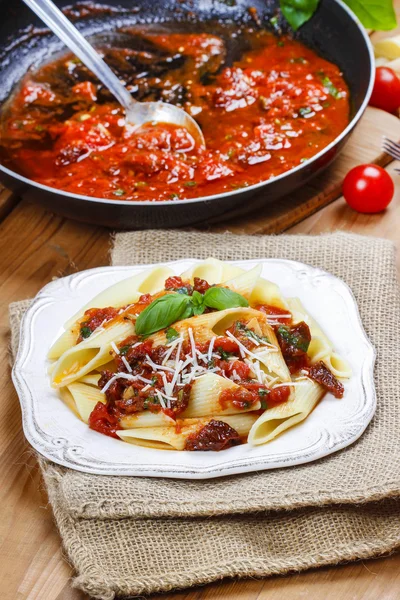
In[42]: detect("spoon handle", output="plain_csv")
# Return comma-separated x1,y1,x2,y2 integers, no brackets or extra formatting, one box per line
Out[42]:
22,0,135,111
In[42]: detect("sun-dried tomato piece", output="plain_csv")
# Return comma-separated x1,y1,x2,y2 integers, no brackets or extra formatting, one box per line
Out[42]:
308,361,344,399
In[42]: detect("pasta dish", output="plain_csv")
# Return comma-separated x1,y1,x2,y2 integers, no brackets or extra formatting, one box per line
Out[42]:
48,259,351,451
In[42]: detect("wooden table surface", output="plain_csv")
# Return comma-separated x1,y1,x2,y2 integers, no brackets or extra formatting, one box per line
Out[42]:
2,14,400,600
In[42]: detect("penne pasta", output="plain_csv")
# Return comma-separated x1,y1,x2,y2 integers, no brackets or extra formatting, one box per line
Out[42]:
287,297,351,377
250,278,288,310
120,411,176,429
248,379,325,445
181,258,244,285
50,259,350,451
64,266,173,329
51,319,134,387
181,372,261,418
223,264,262,299
48,328,78,360
60,382,105,424
48,266,174,360
117,414,258,450
79,373,102,386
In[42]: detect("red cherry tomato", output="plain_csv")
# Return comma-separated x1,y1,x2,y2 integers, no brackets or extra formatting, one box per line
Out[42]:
369,67,400,114
343,165,394,213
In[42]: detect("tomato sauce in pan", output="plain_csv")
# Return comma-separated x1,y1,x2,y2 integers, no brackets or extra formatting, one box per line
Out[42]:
0,24,350,202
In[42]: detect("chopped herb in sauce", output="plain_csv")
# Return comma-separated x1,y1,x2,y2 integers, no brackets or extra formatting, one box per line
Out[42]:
166,327,180,343
299,107,313,117
320,74,343,99
119,345,131,355
80,326,92,339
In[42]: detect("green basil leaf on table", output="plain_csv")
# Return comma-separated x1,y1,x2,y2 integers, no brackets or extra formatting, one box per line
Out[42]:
135,294,192,336
203,287,249,310
279,0,396,32
343,0,397,30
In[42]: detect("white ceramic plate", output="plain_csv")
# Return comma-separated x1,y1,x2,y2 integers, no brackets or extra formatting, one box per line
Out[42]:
12,259,376,479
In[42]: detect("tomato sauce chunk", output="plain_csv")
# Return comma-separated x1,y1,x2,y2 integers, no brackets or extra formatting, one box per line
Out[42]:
78,306,119,341
219,386,258,410
88,402,119,439
275,321,311,373
185,419,242,451
256,304,292,324
308,361,344,399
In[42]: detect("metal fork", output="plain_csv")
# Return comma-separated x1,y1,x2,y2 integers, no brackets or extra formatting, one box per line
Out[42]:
382,138,400,173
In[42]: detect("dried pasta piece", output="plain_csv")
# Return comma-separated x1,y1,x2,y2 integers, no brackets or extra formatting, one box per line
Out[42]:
60,381,105,423
117,414,258,450
287,297,351,378
248,379,324,445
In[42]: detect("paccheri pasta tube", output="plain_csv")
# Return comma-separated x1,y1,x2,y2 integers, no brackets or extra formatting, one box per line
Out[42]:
49,259,350,450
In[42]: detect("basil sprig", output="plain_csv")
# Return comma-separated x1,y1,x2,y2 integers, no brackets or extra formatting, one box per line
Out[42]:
135,287,249,336
203,287,249,311
135,294,192,336
279,0,396,32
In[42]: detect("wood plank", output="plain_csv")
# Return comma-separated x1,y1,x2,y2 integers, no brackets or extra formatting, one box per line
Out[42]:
0,200,108,600
0,185,18,222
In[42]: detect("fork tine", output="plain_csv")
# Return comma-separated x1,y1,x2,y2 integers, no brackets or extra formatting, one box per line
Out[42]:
382,138,400,160
383,143,400,154
382,137,400,151
383,137,400,149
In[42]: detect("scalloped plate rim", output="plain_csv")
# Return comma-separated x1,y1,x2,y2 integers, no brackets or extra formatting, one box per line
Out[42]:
12,258,377,479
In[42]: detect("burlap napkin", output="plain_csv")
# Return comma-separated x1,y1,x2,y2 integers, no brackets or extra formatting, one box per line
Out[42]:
10,231,400,600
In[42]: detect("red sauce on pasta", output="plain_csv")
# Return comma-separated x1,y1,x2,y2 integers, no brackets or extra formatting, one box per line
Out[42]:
0,24,350,202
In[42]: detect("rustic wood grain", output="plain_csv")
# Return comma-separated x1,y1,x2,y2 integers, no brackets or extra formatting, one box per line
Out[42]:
0,185,18,222
1,13,400,600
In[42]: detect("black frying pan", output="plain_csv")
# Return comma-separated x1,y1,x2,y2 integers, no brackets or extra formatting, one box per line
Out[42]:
0,0,374,229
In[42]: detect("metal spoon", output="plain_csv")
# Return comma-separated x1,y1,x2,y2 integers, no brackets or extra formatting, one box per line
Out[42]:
22,0,206,147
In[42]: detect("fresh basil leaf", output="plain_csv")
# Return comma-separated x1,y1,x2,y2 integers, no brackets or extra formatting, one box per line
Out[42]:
280,0,319,31
191,290,204,306
343,0,397,30
80,326,92,339
279,0,397,32
135,294,192,336
203,287,249,310
193,304,206,316
166,327,179,343
190,290,206,315
181,302,195,320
